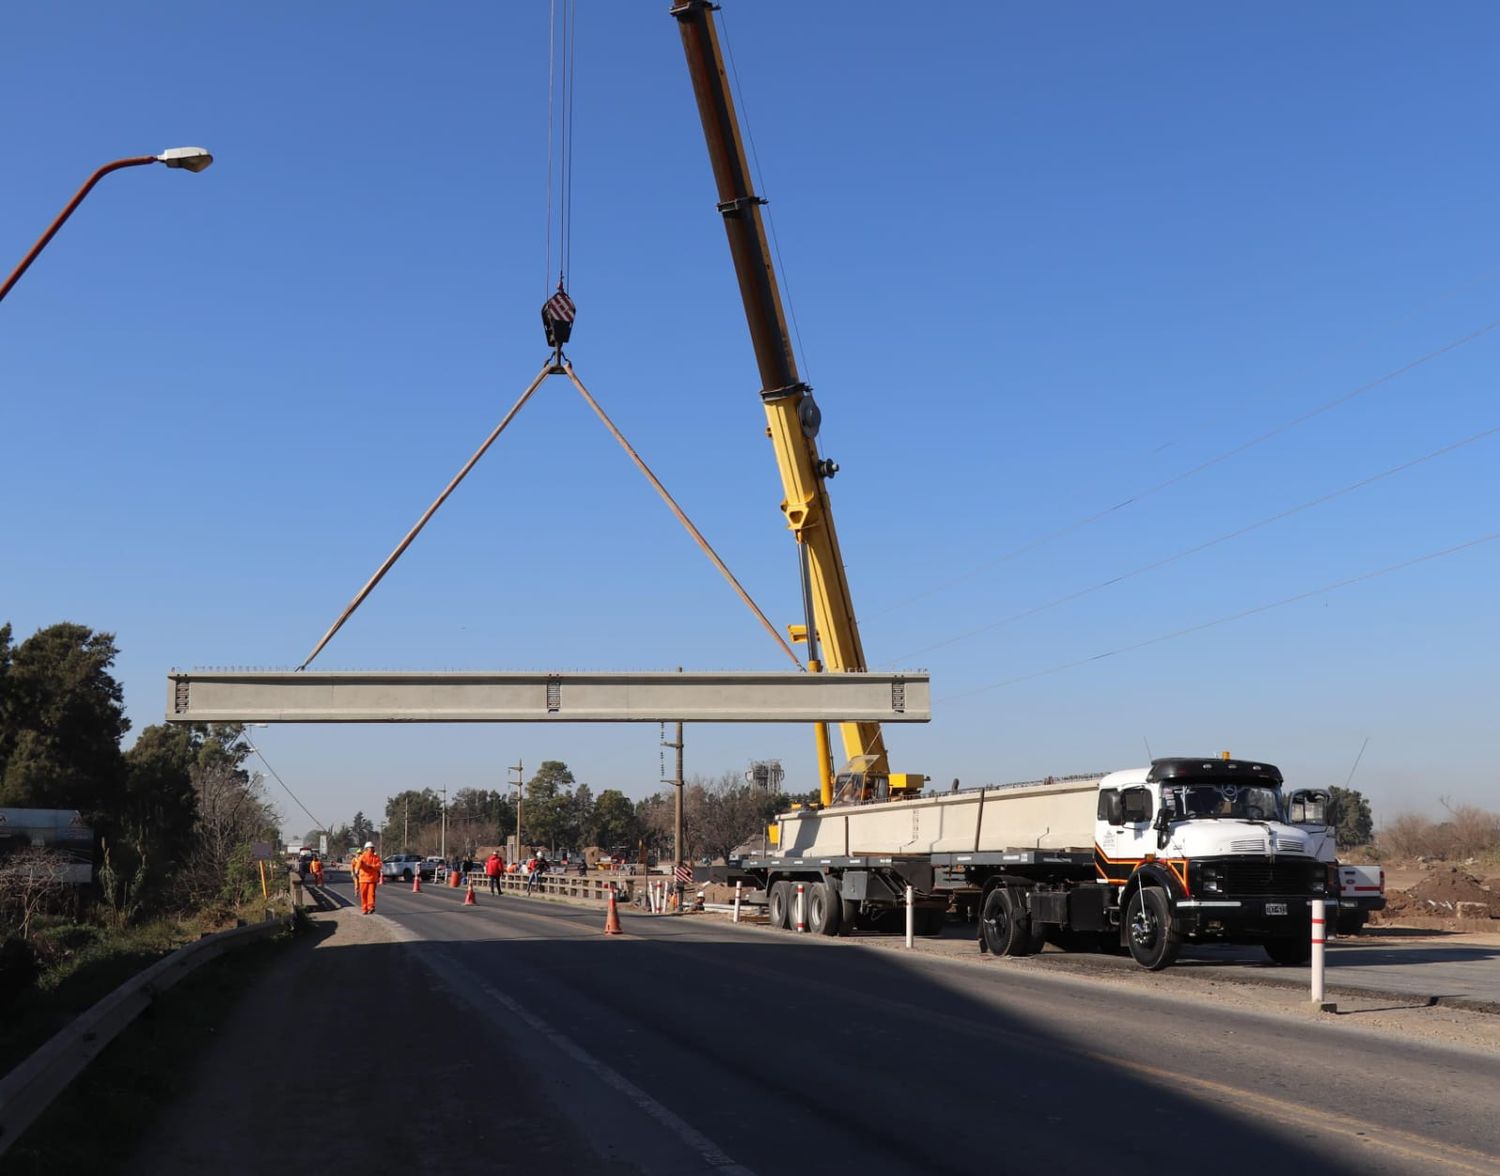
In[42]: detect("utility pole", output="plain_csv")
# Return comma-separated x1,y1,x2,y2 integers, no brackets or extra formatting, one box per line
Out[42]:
440,785,448,861
508,760,525,862
403,797,409,852
661,717,685,912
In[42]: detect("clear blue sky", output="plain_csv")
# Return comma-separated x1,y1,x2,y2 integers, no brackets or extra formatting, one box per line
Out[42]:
4,2,1497,836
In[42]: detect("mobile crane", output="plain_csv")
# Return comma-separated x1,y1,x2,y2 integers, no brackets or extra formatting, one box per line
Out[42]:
671,0,924,807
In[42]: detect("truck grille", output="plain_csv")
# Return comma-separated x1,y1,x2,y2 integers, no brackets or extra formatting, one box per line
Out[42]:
1222,859,1316,896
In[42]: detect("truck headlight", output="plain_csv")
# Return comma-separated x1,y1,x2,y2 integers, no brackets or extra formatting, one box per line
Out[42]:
1309,868,1328,896
1199,865,1223,893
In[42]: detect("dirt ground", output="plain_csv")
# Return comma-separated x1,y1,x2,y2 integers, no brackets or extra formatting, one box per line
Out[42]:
1374,861,1496,927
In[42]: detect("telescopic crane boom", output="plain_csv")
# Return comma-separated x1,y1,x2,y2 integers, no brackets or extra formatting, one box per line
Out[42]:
671,1,922,804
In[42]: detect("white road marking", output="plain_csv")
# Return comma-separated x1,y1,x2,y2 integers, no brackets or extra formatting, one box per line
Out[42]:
378,915,756,1176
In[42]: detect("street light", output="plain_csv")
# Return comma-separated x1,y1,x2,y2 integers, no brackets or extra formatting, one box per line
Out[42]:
0,146,214,303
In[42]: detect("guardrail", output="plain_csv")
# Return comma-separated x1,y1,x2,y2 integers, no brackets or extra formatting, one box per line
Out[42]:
0,914,289,1158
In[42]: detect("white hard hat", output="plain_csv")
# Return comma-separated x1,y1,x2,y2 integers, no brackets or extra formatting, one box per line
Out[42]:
364,841,374,849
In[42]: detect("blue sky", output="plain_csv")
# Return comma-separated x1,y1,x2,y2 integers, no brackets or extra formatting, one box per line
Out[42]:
4,2,1497,835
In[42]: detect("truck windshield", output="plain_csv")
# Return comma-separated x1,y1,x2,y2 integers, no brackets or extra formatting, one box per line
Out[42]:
1172,784,1283,822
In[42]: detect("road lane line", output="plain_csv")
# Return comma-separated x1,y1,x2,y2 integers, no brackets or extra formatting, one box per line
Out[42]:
377,916,757,1176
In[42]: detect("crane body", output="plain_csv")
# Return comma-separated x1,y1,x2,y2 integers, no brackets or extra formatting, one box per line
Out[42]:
671,0,922,804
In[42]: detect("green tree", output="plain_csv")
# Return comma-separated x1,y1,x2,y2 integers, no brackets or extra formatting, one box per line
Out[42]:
0,623,128,817
1328,786,1374,849
350,812,375,846
588,789,637,849
524,761,575,850
383,789,442,849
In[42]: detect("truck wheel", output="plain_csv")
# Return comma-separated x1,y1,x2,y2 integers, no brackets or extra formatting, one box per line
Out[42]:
808,880,841,936
981,888,1034,957
1264,937,1312,966
1125,888,1180,971
768,881,792,929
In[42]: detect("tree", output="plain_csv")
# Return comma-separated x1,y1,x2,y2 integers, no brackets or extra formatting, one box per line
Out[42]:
1328,786,1374,849
588,789,637,849
0,848,71,939
119,721,212,900
524,761,575,850
0,623,128,817
383,789,442,849
351,812,376,847
698,772,781,864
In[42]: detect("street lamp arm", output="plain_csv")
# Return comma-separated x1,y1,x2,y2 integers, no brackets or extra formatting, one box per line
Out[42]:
0,156,159,303
1,147,212,305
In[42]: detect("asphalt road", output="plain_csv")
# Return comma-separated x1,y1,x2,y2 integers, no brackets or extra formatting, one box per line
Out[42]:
284,880,1500,1176
122,877,1500,1175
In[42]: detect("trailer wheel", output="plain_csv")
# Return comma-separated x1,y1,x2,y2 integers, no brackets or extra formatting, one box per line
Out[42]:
768,881,792,929
981,888,1034,956
808,880,841,936
1125,888,1180,971
1263,936,1312,966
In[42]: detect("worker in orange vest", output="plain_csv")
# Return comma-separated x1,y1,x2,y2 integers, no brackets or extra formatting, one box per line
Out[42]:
352,842,383,914
308,855,325,887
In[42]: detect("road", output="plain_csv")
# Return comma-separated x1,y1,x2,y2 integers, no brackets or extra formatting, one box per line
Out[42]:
129,880,1500,1175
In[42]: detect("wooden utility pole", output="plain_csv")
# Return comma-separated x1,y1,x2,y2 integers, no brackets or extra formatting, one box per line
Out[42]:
508,760,525,861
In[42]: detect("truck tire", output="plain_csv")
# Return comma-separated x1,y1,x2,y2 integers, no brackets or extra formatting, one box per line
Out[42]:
981,888,1034,957
1264,936,1312,966
1125,888,1180,971
768,881,792,929
808,880,841,936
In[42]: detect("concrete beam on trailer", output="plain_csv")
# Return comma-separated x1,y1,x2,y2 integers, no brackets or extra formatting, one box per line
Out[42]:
166,669,930,724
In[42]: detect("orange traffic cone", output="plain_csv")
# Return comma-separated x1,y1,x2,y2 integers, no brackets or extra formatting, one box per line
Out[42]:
464,882,477,906
603,884,623,935
412,873,421,893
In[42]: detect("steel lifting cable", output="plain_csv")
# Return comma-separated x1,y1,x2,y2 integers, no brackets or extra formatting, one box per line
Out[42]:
297,360,555,670
562,360,803,667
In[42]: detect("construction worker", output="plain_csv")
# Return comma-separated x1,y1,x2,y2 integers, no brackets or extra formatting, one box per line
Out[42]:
352,841,383,914
485,849,504,896
308,854,324,888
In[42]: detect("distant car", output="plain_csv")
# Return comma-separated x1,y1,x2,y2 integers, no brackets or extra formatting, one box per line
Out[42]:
382,853,434,882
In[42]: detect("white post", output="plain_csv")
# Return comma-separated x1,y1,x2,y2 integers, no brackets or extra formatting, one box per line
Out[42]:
795,883,806,932
733,880,743,924
1311,898,1332,1010
905,885,915,948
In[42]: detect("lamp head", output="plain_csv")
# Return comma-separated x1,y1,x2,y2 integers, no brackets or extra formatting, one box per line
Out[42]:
157,146,213,173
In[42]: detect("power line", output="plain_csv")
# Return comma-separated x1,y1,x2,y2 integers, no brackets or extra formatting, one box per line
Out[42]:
888,420,1500,663
875,310,1500,618
244,739,327,837
939,529,1500,702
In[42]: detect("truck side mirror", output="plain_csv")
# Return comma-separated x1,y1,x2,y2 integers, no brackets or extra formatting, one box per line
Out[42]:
1288,790,1328,825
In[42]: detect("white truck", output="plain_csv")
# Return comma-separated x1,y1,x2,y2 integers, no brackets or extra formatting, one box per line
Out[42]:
1281,790,1387,933
715,756,1333,970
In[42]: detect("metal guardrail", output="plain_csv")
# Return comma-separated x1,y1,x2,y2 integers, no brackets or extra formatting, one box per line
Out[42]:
0,914,288,1158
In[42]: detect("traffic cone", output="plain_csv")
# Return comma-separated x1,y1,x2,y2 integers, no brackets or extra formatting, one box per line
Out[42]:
412,873,421,893
603,885,623,935
464,882,477,906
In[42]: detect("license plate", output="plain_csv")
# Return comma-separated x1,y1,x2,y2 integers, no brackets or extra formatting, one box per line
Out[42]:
1265,902,1288,916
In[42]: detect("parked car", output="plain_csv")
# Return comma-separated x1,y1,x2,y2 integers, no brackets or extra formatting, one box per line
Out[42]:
382,853,434,882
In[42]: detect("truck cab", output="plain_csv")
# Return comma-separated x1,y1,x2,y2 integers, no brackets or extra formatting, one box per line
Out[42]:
1094,758,1332,968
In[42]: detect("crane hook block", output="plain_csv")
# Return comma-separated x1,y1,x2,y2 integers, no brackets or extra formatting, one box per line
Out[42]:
542,286,577,348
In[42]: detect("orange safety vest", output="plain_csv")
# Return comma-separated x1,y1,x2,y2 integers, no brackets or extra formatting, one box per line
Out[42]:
354,851,383,883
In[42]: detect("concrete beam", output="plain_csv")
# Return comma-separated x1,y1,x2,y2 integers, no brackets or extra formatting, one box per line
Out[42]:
166,669,929,724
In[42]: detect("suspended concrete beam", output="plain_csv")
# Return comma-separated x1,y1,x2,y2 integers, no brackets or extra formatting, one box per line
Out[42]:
166,669,930,725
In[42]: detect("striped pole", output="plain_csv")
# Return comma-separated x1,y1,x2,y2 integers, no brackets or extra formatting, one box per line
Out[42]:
906,885,915,948
1311,898,1332,1010
795,883,806,932
732,880,743,924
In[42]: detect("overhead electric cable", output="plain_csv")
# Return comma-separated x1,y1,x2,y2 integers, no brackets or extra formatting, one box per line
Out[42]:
939,529,1500,702
889,420,1500,663
876,310,1500,618
244,740,327,838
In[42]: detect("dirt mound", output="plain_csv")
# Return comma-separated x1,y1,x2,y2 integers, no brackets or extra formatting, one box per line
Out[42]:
1400,866,1493,917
